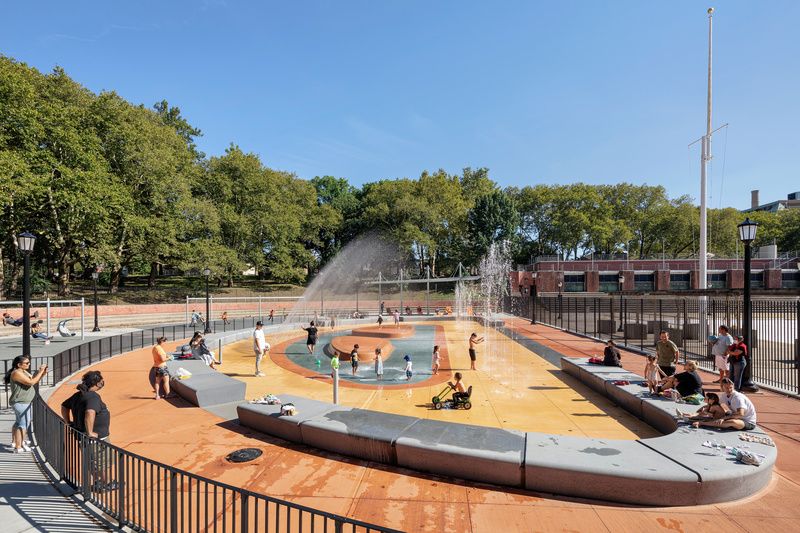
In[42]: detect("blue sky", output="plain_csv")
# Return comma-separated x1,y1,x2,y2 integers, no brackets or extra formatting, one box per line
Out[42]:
2,1,798,210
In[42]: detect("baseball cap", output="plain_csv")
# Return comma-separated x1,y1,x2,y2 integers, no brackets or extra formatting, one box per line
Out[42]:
256,321,263,326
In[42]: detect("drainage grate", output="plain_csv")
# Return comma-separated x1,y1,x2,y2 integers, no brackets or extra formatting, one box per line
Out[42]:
226,448,263,463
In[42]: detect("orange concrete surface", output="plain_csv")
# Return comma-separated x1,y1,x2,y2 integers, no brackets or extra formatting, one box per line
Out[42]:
46,321,800,532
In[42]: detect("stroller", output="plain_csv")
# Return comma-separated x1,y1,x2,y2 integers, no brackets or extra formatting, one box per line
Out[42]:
57,319,76,337
432,384,473,410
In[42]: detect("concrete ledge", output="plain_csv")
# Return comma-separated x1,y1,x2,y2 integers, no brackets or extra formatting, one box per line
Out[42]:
395,420,525,487
300,408,419,464
165,360,245,407
524,432,701,506
237,395,337,442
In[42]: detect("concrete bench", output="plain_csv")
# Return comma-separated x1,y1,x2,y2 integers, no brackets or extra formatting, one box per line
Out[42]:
165,360,245,407
300,408,419,464
395,419,525,486
237,395,337,442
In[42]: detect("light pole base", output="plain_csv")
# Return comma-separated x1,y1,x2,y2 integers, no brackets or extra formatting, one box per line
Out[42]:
92,327,101,332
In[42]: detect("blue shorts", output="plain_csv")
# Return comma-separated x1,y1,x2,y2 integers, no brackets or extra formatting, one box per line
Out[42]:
13,402,32,431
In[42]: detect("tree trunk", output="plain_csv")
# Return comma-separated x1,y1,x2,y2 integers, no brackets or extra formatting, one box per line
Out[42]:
0,245,4,299
148,262,158,288
57,260,71,296
109,267,121,294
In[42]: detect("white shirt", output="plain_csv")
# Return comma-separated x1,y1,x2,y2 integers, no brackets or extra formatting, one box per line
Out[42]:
405,360,413,372
432,351,440,365
725,390,757,425
253,329,266,351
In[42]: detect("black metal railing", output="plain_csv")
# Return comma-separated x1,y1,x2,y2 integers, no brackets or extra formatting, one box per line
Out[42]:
507,294,800,396
32,397,398,533
10,318,400,532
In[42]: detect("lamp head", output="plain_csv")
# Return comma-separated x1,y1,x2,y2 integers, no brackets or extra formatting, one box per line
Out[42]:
17,232,36,253
708,7,714,15
737,217,758,244
203,268,211,277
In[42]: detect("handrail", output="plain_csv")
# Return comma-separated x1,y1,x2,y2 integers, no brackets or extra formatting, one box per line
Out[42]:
26,319,401,533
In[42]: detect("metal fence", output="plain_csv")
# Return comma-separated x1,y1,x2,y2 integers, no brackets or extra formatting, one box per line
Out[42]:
18,319,400,532
507,294,800,396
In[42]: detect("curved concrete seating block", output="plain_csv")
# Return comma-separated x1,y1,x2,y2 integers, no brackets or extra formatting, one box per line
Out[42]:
237,395,336,442
395,419,525,487
604,379,648,419
524,433,700,506
640,426,777,504
165,360,245,407
577,365,631,395
640,395,681,434
300,408,419,464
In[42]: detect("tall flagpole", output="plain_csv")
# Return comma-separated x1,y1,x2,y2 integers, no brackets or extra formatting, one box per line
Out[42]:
699,7,714,291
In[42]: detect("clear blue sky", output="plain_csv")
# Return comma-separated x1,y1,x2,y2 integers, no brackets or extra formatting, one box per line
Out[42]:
2,1,798,210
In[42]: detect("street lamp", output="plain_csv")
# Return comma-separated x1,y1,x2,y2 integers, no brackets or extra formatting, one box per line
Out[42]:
203,268,212,334
530,272,538,325
91,270,100,332
617,274,626,332
18,232,36,358
738,217,758,391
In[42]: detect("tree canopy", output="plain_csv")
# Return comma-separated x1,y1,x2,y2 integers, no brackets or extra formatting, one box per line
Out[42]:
0,56,793,296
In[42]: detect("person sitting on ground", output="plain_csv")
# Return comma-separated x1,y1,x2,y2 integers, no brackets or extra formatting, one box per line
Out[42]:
448,372,469,403
31,322,53,340
680,392,727,422
644,354,666,395
659,360,703,400
2,310,40,327
602,340,622,367
692,378,757,430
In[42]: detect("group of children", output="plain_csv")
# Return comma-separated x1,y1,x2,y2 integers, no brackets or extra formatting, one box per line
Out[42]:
335,344,443,381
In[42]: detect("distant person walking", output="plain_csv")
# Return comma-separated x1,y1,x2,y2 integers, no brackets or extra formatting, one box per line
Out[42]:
392,309,400,328
221,311,229,325
152,336,173,399
5,355,48,453
253,321,269,377
268,309,275,323
377,314,384,328
709,325,734,384
302,321,318,355
656,331,680,377
468,332,485,371
380,301,385,315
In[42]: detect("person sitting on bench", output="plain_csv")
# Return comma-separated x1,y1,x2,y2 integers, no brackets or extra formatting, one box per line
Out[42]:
449,372,470,403
2,310,40,327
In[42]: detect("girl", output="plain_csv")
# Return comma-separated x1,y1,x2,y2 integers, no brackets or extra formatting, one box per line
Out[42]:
644,354,665,395
374,348,384,381
152,336,172,400
404,355,413,380
431,345,440,375
684,392,727,425
350,344,359,375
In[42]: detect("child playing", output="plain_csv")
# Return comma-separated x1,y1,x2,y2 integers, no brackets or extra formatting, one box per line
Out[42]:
431,345,440,375
403,355,413,380
449,372,468,403
644,354,666,395
374,348,384,381
377,315,384,328
681,392,727,427
350,344,359,375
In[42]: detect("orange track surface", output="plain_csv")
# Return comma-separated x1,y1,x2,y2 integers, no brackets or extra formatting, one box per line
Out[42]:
46,321,800,532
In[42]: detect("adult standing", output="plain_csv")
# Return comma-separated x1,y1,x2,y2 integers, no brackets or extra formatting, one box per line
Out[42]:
152,336,172,399
253,321,268,377
727,335,748,391
5,356,48,453
392,309,400,328
709,325,734,384
468,332,485,371
693,378,757,430
302,321,318,355
655,330,680,377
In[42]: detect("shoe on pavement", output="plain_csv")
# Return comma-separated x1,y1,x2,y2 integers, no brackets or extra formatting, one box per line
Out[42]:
255,371,266,377
21,442,32,452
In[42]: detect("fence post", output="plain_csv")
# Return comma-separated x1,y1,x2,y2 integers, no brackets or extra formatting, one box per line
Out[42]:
185,295,189,325
170,470,178,533
219,339,224,364
80,298,85,339
241,493,249,533
81,437,91,500
46,297,51,337
117,453,126,527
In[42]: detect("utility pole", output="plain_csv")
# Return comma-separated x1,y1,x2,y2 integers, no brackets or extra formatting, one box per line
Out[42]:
699,7,714,291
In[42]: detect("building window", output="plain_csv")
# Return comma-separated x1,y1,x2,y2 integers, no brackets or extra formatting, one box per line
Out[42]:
670,273,690,291
599,274,620,293
782,271,800,289
564,274,585,292
750,272,764,289
708,272,726,289
634,273,654,292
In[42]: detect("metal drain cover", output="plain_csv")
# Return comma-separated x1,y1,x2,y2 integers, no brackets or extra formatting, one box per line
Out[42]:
226,448,263,463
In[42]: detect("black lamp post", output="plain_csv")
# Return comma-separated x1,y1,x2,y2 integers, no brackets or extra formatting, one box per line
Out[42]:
557,280,563,322
530,272,538,325
617,274,625,332
18,232,36,358
203,268,212,334
738,217,758,391
91,269,100,332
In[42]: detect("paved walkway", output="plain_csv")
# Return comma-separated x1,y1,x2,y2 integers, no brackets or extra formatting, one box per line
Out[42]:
0,410,111,532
